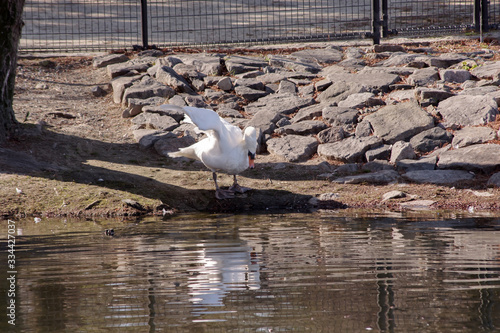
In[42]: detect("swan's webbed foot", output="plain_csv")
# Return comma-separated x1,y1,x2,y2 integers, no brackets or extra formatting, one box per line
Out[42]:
229,183,252,194
229,175,252,194
215,189,235,200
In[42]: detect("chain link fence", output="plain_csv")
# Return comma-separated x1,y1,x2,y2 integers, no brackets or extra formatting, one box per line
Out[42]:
20,0,498,52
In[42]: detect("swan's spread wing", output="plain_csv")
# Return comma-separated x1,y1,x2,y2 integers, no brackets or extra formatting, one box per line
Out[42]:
160,104,239,142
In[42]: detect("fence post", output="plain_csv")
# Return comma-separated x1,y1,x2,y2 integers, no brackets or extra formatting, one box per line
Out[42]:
372,0,381,44
474,0,489,34
381,0,389,37
141,0,149,49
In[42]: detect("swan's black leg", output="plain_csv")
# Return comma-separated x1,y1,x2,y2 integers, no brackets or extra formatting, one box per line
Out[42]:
229,175,252,194
213,172,235,199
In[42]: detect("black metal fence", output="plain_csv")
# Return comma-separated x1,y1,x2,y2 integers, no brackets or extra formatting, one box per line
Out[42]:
20,0,498,52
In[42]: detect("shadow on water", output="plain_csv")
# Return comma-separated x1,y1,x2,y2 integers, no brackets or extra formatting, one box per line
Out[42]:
2,213,500,332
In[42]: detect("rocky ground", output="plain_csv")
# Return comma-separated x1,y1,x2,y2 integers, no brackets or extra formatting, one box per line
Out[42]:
3,38,500,219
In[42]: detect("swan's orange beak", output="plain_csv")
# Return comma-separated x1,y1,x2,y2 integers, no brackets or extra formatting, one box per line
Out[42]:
248,152,255,169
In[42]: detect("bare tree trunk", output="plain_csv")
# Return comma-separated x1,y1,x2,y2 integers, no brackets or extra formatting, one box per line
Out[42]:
0,0,25,143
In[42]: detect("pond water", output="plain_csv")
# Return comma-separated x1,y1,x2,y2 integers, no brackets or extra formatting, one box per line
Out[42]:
2,212,500,332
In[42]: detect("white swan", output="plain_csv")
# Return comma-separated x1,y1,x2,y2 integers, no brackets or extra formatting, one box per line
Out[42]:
160,104,257,199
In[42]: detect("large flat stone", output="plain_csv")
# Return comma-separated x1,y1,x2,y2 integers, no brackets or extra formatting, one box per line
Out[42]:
332,170,399,184
436,95,498,129
437,144,500,173
452,126,497,148
267,135,318,162
318,136,383,162
364,101,434,144
402,170,474,184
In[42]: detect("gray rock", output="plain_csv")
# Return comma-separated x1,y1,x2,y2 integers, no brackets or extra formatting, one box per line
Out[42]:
234,78,266,90
291,104,323,123
123,97,165,117
399,200,436,210
471,61,500,79
439,69,471,83
268,55,322,73
278,79,297,94
386,89,416,104
247,109,282,136
91,86,106,97
318,136,383,162
317,126,345,144
143,105,185,122
336,58,366,70
107,61,149,79
332,170,399,184
390,141,416,163
396,156,437,172
191,79,206,92
315,78,332,91
365,144,392,162
156,66,194,93
275,120,327,135
185,95,208,108
276,117,291,127
225,55,268,74
407,67,440,86
334,163,359,175
325,71,400,93
364,101,434,144
266,135,318,162
290,48,343,64
436,95,498,129
382,190,406,201
373,44,405,53
337,92,385,109
154,134,197,158
344,47,365,59
362,160,394,172
402,170,474,185
375,52,421,67
318,81,367,104
93,53,129,68
355,119,373,137
166,95,187,107
217,108,243,118
427,53,469,68
122,76,175,105
132,129,165,148
410,127,453,153
452,126,497,148
459,85,499,96
173,63,203,80
111,74,143,104
487,172,500,187
245,93,314,116
414,87,454,106
322,106,358,127
217,77,233,91
234,85,268,101
437,144,500,173
175,54,222,76
131,112,179,131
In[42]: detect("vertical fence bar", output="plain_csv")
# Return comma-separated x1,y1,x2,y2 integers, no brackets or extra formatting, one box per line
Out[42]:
372,0,381,44
141,0,149,49
482,0,489,32
381,0,388,37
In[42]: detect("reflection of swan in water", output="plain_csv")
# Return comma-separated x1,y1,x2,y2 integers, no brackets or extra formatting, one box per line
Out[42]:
188,242,260,306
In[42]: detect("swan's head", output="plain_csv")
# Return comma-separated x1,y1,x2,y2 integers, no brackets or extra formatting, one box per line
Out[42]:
244,126,257,169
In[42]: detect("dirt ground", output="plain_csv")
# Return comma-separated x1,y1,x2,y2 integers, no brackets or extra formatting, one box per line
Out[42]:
3,40,500,219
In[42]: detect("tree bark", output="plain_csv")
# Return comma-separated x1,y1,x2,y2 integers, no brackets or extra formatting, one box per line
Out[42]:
0,0,25,142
